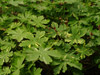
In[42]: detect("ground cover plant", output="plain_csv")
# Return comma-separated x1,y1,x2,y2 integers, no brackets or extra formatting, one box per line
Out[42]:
0,0,100,75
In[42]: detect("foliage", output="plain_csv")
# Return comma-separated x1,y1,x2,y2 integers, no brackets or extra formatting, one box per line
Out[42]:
0,0,100,75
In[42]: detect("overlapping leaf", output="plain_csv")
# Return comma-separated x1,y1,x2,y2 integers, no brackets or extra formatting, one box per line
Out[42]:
52,53,82,74
0,39,15,51
20,31,48,47
10,52,25,75
30,15,50,28
7,28,33,42
65,25,87,44
23,46,61,64
0,51,13,65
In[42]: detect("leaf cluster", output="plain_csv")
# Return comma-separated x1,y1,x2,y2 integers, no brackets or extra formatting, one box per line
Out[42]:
0,0,100,75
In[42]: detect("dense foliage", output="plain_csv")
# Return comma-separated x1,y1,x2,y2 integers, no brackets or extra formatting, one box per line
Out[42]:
0,0,100,75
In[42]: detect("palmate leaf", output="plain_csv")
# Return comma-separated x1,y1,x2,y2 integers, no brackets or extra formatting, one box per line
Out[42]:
0,51,13,65
1,0,100,75
51,22,67,36
96,37,100,45
32,2,49,12
7,28,33,42
55,0,79,4
65,25,87,44
48,39,63,46
92,30,100,36
8,22,22,29
17,12,32,23
10,52,25,75
46,28,57,38
71,25,87,37
56,61,82,73
20,31,48,47
53,60,82,75
31,67,42,75
53,61,67,74
12,69,20,75
0,67,11,75
65,36,85,44
8,0,24,6
18,12,50,28
0,15,9,23
23,46,61,64
74,45,94,59
0,39,15,51
29,15,50,28
52,53,82,75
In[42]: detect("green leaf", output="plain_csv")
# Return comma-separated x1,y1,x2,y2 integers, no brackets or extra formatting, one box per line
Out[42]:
0,67,11,75
30,15,50,28
11,52,25,75
96,37,100,45
24,46,61,64
51,22,67,36
20,31,48,47
52,53,82,74
56,0,78,4
75,45,94,59
7,28,33,42
32,2,49,11
17,12,32,23
32,67,42,75
0,39,15,51
67,61,82,70
0,51,13,65
53,62,67,74
98,64,100,69
8,0,24,6
12,69,20,75
8,22,22,29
